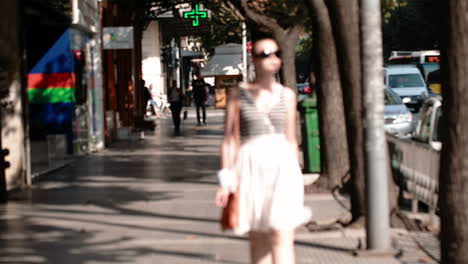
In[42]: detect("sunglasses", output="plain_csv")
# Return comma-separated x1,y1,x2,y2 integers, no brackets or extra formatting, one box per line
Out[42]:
253,50,282,59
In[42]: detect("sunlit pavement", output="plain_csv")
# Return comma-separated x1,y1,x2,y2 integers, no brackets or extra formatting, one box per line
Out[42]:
0,107,436,263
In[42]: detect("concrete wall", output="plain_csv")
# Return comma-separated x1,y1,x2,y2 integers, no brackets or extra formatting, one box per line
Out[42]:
91,26,105,151
72,0,104,151
142,21,165,97
0,1,26,190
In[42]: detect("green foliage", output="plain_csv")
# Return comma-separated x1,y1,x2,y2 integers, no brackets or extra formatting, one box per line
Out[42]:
381,0,408,24
246,0,310,29
296,34,313,57
295,34,313,81
198,0,243,56
141,0,311,57
197,0,311,53
142,0,243,55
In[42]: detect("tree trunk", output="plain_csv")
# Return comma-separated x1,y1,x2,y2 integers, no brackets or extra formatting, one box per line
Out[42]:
326,0,366,222
0,0,23,201
236,0,303,89
274,25,303,89
307,0,349,189
439,1,468,263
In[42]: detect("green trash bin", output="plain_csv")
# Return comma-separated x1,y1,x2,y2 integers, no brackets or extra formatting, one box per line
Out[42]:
299,96,321,173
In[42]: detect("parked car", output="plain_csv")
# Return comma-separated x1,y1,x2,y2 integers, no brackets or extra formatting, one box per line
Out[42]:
412,96,442,151
384,64,429,112
384,88,413,136
296,83,311,102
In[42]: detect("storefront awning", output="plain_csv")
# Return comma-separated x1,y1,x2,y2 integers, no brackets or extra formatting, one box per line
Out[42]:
200,43,243,77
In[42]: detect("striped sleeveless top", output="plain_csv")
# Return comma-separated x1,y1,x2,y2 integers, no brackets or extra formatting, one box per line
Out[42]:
239,85,288,140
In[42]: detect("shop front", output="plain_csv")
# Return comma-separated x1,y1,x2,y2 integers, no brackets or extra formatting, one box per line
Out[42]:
200,43,243,108
22,0,102,175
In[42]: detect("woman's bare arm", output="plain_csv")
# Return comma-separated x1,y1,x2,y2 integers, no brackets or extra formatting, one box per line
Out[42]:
215,87,240,207
220,87,240,169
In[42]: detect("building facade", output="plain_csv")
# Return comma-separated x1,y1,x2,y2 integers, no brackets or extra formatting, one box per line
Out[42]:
25,0,103,177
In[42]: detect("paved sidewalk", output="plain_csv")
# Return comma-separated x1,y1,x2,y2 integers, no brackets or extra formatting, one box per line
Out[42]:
0,107,438,263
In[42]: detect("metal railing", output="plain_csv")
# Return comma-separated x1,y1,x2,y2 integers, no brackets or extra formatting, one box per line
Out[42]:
387,134,440,209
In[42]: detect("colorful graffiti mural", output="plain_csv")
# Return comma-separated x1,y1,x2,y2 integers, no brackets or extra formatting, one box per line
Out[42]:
27,29,76,152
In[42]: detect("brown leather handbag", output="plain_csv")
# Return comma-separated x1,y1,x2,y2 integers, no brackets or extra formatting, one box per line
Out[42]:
221,191,239,231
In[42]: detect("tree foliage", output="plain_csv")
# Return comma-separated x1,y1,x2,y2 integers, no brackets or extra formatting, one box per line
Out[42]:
382,0,439,57
242,0,309,29
295,34,314,81
226,0,309,88
142,0,243,55
381,0,408,23
198,0,243,56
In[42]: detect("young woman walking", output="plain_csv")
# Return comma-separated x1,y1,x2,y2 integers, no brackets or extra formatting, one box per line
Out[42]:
215,38,311,264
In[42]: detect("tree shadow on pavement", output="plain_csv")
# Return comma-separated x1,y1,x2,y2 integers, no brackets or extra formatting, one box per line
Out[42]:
295,239,356,254
7,146,222,223
0,211,359,264
1,114,233,263
0,216,245,264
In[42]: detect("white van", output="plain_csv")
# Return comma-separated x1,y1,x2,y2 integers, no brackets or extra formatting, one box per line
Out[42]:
384,64,429,112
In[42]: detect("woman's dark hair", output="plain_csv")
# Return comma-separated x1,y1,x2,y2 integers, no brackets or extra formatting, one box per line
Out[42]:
252,37,276,45
251,36,279,54
250,30,277,45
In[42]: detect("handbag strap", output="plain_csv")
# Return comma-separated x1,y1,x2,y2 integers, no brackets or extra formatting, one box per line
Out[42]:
262,112,276,134
239,84,285,135
258,88,284,134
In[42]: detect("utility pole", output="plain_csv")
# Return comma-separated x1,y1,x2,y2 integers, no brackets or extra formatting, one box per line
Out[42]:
360,0,391,251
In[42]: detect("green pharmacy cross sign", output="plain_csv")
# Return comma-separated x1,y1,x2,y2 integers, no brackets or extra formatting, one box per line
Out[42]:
183,4,207,27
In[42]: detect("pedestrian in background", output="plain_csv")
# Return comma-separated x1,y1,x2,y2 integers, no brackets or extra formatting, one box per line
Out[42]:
214,37,311,264
192,73,207,126
145,84,160,118
168,80,183,134
142,80,152,116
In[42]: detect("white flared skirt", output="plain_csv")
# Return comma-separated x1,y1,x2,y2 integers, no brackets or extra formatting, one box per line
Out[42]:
234,134,312,235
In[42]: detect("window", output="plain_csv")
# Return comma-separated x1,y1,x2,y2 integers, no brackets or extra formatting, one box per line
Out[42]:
384,90,402,105
419,105,433,143
389,74,425,88
421,63,440,82
388,57,419,64
433,107,443,142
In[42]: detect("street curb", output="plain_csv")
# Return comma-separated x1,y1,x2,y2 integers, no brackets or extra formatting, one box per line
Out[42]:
31,159,75,183
296,228,409,240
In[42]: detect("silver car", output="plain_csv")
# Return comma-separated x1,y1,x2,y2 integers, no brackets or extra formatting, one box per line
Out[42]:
412,96,442,151
384,88,413,136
